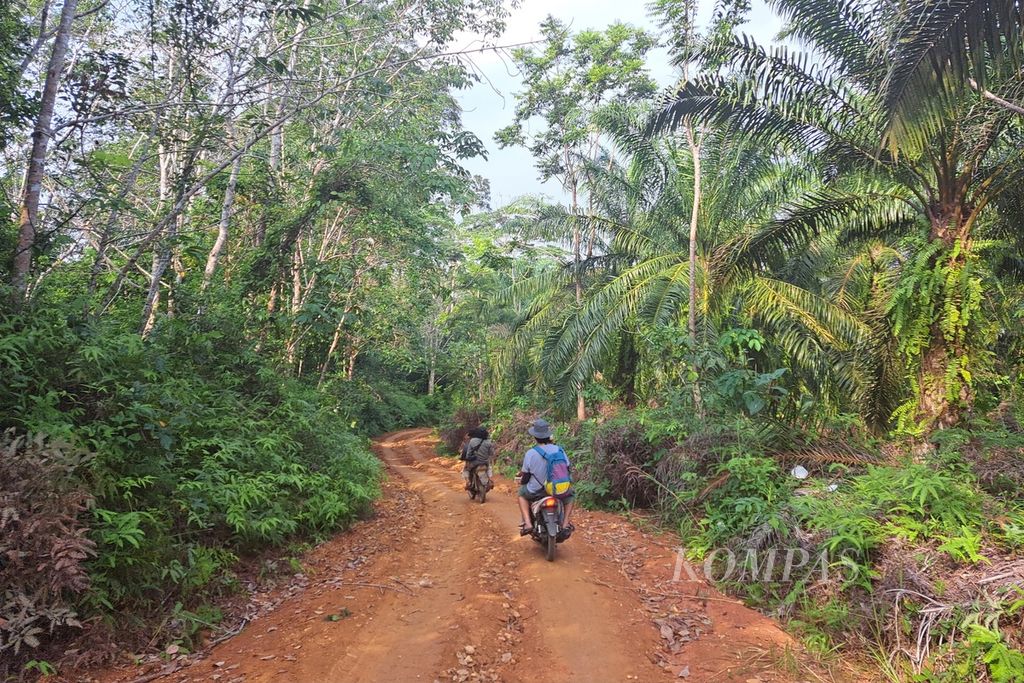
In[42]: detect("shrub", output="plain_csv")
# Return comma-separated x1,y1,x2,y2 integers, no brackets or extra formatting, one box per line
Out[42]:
587,417,666,507
0,312,381,662
329,376,433,436
437,405,488,454
935,424,1024,502
0,431,94,674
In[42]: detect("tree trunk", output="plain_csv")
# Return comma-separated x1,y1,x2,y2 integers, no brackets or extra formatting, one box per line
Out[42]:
140,144,174,336
915,328,960,429
683,120,705,418
477,359,486,403
346,345,358,381
567,151,585,422
914,212,972,429
85,132,153,313
140,52,185,337
316,260,367,387
268,2,311,174
202,16,245,291
202,154,241,289
11,0,79,300
285,242,303,366
141,225,173,336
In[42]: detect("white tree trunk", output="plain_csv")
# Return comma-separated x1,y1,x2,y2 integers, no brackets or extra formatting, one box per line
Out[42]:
684,120,704,417
268,1,311,174
12,0,79,300
203,155,241,289
202,14,246,290
141,55,179,336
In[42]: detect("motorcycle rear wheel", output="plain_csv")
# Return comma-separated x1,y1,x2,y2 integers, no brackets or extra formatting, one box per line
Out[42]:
545,534,556,561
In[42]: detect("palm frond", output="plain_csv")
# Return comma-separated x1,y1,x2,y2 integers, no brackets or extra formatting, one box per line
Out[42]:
539,254,689,396
703,33,865,124
647,76,833,151
881,0,1024,151
746,277,870,350
717,185,917,275
770,0,876,78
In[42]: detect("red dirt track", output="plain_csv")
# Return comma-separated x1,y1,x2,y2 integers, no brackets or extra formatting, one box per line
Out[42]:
79,429,838,683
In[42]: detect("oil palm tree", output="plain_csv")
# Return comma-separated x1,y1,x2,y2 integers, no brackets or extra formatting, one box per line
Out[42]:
881,0,1024,149
503,105,905,425
650,0,1024,430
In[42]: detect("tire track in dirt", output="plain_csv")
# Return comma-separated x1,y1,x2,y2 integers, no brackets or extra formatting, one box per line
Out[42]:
80,428,832,683
391,429,672,683
321,430,516,682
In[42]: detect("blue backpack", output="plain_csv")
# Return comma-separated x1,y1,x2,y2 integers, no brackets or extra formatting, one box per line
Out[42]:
532,445,573,499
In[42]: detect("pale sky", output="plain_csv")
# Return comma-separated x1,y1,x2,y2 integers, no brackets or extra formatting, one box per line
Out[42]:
453,0,783,207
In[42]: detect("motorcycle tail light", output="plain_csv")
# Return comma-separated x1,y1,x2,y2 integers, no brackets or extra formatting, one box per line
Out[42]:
542,498,558,508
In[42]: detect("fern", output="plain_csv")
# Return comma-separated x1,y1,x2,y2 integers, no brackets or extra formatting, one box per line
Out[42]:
965,625,1024,683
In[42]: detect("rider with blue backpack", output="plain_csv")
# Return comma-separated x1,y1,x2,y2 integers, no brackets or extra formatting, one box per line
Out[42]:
517,418,575,536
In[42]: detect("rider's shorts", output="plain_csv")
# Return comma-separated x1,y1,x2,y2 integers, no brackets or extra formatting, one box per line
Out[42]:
518,485,573,502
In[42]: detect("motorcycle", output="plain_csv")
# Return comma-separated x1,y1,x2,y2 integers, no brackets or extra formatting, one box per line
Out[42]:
466,465,491,503
528,495,572,561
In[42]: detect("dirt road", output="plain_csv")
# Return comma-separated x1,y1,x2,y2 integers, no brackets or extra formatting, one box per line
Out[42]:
89,429,827,683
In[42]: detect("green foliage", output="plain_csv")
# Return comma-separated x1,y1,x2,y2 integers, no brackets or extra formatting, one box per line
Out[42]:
797,463,986,582
648,0,1024,430
934,625,1024,683
0,310,380,663
966,625,1024,683
787,597,851,658
890,240,993,433
170,602,224,650
22,660,57,677
329,376,435,436
691,453,792,556
0,2,31,150
936,528,987,565
5,0,1024,676
495,17,657,179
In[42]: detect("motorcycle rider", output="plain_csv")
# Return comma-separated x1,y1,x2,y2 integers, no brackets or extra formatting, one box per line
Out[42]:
517,418,574,536
461,426,495,490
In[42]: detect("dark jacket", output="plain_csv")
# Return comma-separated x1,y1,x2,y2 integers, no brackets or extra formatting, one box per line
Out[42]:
461,437,495,466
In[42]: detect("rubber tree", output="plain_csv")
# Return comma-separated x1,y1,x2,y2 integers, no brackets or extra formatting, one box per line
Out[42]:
11,0,78,301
